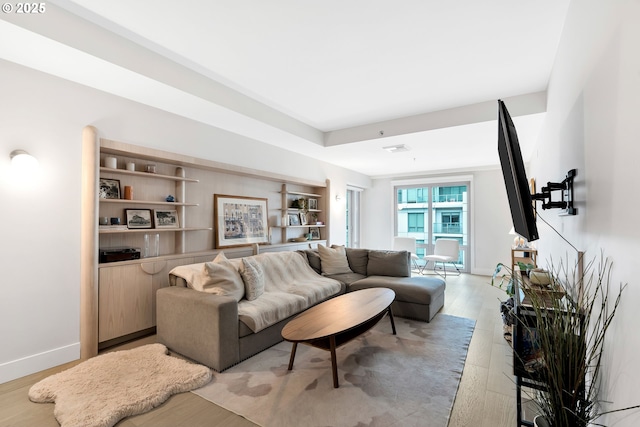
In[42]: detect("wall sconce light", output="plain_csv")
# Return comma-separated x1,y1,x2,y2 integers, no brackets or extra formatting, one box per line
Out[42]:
335,194,342,201
10,149,39,171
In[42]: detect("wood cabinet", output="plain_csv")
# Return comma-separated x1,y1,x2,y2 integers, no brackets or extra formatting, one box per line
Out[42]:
96,147,216,348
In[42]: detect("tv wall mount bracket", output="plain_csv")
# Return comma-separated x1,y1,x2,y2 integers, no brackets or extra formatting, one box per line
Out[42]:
532,169,577,215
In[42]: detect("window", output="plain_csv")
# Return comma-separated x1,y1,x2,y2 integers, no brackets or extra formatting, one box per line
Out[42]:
346,187,362,248
408,213,424,232
395,179,470,273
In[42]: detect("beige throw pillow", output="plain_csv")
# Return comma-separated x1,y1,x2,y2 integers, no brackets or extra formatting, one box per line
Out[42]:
240,257,265,301
194,252,245,301
318,244,353,275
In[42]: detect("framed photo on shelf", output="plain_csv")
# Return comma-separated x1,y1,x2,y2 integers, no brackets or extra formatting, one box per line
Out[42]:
154,209,179,229
300,212,308,225
214,194,268,248
125,209,153,229
98,178,121,199
310,227,321,240
308,198,318,210
288,213,301,226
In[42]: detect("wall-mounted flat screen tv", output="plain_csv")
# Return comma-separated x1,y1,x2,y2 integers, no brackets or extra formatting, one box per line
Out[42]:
497,99,539,242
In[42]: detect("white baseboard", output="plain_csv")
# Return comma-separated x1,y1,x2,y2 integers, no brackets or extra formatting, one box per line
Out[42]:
0,343,80,384
471,267,495,276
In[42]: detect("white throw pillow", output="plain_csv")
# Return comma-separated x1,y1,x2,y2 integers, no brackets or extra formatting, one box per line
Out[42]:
240,257,265,301
317,244,353,275
194,252,245,301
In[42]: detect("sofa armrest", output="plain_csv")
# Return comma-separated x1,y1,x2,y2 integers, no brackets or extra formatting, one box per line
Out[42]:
157,286,239,371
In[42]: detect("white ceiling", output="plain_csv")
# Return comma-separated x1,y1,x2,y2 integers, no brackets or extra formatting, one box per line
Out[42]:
0,0,571,177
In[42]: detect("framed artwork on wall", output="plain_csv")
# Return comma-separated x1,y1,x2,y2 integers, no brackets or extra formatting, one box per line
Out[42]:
310,227,321,240
288,213,301,226
154,209,179,229
98,178,121,199
214,194,268,248
125,209,153,229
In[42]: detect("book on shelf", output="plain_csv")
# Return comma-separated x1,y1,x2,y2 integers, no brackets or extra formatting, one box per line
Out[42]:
99,225,128,230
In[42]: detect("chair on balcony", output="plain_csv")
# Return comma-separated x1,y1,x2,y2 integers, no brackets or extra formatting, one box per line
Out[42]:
423,238,461,279
393,236,421,273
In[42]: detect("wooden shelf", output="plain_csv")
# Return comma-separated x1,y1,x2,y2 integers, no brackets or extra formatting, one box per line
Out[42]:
99,227,211,234
280,190,322,198
100,167,199,182
99,198,198,207
276,224,326,229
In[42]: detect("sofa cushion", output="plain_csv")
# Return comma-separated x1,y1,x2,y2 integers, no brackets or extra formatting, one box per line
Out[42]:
318,245,353,275
298,249,322,275
238,291,308,333
236,251,342,333
241,257,265,301
366,250,410,277
326,272,367,286
349,276,445,305
184,252,244,301
344,248,369,276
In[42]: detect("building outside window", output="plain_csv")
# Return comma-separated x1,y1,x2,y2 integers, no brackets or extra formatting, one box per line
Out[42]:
395,182,469,272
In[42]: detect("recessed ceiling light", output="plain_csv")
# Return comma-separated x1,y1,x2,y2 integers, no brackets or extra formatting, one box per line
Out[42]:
382,144,410,153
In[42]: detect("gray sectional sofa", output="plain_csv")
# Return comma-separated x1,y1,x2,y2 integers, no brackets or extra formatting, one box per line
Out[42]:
157,247,445,371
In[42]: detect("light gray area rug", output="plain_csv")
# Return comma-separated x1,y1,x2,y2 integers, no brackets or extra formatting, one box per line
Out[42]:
193,314,475,427
29,343,212,427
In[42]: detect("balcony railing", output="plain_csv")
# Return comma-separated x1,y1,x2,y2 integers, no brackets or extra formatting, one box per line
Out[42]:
433,223,462,234
433,194,464,203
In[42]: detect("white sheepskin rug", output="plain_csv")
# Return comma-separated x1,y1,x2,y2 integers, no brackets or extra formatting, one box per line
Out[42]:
28,343,212,427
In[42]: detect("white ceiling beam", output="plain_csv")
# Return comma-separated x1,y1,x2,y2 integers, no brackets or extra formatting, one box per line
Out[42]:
324,91,547,146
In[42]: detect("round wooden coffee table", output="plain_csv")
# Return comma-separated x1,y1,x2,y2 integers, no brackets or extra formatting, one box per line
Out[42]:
281,288,396,388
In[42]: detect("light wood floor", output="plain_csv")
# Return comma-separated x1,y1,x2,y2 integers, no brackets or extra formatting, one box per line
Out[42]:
0,273,517,427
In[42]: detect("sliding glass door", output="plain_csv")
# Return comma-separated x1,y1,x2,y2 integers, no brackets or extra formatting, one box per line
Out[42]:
395,182,469,272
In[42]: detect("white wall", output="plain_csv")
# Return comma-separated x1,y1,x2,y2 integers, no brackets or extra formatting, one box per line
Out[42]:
361,168,513,275
530,0,640,425
0,59,370,383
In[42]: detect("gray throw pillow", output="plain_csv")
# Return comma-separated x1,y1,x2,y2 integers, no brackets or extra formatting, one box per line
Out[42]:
367,250,410,277
318,245,353,275
240,257,265,301
344,248,369,276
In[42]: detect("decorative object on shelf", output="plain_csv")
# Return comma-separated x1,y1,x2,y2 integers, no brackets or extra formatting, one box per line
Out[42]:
291,198,306,210
125,209,153,229
123,185,133,200
509,227,526,248
165,195,175,202
98,178,121,199
310,227,320,240
291,237,307,242
288,213,301,226
154,209,179,229
214,194,268,248
145,164,156,173
143,233,159,257
300,212,308,225
308,198,318,210
110,217,121,225
99,217,109,226
104,156,117,169
126,161,135,171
